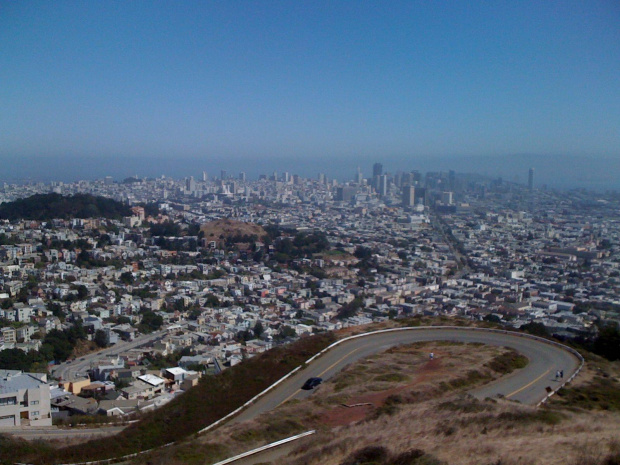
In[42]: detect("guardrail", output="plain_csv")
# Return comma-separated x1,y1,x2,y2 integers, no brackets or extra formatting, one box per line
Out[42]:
56,325,583,465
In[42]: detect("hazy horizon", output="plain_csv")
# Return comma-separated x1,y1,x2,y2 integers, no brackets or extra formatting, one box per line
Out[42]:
1,153,619,192
2,2,619,190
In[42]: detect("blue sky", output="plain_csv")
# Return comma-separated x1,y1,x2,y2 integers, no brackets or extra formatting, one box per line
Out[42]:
1,1,619,177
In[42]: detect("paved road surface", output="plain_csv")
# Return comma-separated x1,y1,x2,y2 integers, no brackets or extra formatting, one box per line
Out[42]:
51,328,169,381
231,328,580,465
0,425,126,440
6,328,579,454
233,328,579,424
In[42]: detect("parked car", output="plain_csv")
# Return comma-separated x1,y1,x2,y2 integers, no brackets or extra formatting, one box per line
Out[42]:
301,377,323,390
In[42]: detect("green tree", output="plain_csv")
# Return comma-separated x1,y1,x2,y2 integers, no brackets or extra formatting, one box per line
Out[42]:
253,321,264,338
94,329,108,348
519,322,549,337
592,325,620,361
138,310,163,333
120,272,134,285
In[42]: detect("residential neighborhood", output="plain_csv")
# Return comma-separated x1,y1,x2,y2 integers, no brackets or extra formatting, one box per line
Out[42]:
1,168,619,427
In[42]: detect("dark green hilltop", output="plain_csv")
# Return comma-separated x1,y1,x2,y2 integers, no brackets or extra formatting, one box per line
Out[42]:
0,193,132,221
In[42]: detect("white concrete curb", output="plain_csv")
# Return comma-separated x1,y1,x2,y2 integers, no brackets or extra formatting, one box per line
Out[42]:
211,430,315,465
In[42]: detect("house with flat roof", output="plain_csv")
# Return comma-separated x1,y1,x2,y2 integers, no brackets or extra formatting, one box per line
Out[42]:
0,370,52,427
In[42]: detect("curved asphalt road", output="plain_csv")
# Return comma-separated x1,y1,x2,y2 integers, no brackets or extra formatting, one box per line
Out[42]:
6,328,580,446
232,328,580,424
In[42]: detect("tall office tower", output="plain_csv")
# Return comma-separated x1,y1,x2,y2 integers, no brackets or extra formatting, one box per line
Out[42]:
393,172,402,187
441,191,453,205
239,172,246,181
186,176,196,192
402,185,415,207
412,170,422,184
415,187,427,206
202,171,208,182
373,163,383,177
378,174,388,197
355,167,363,184
104,176,114,185
221,170,228,181
449,170,456,191
528,168,534,192
335,186,357,202
401,172,413,186
318,173,325,184
283,172,290,183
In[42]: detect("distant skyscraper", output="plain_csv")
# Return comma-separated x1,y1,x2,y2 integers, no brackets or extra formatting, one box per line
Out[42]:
528,168,534,192
378,174,388,197
441,191,453,205
373,163,383,177
239,172,246,181
415,187,427,206
335,186,357,202
202,171,208,182
402,185,415,207
221,169,228,181
355,167,363,184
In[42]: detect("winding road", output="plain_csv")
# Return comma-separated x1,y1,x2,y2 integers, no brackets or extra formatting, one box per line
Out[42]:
6,327,581,451
232,327,581,424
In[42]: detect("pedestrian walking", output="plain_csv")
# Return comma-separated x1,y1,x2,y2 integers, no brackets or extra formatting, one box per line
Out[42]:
555,370,560,380
560,370,564,379
429,352,434,360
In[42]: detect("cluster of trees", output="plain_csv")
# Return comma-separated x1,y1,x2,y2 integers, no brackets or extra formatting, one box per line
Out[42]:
0,322,88,372
149,220,182,237
76,249,124,269
0,193,131,220
273,232,330,262
337,296,364,320
588,324,620,361
137,310,163,333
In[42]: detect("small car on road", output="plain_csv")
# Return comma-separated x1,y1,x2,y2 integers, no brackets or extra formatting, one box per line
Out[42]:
301,377,323,390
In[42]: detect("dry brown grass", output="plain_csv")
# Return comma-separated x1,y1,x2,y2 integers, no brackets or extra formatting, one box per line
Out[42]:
199,219,266,247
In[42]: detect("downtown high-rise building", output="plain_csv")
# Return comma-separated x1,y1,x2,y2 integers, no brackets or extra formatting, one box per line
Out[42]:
528,168,534,192
355,167,363,184
402,185,415,207
373,162,383,177
378,174,388,197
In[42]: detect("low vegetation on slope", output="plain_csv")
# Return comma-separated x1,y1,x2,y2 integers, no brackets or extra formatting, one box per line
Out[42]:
0,333,335,465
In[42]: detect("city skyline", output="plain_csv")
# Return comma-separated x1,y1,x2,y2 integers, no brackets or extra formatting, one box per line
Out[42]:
1,1,619,179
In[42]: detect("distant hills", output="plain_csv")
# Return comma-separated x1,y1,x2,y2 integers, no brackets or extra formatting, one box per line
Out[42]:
0,193,132,220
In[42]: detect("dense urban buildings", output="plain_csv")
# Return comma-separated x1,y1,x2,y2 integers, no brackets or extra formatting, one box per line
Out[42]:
0,163,619,426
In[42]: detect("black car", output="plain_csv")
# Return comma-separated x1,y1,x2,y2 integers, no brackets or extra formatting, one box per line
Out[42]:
301,377,323,390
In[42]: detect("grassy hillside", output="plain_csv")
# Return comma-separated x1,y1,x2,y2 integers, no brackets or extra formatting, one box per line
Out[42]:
0,193,131,220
